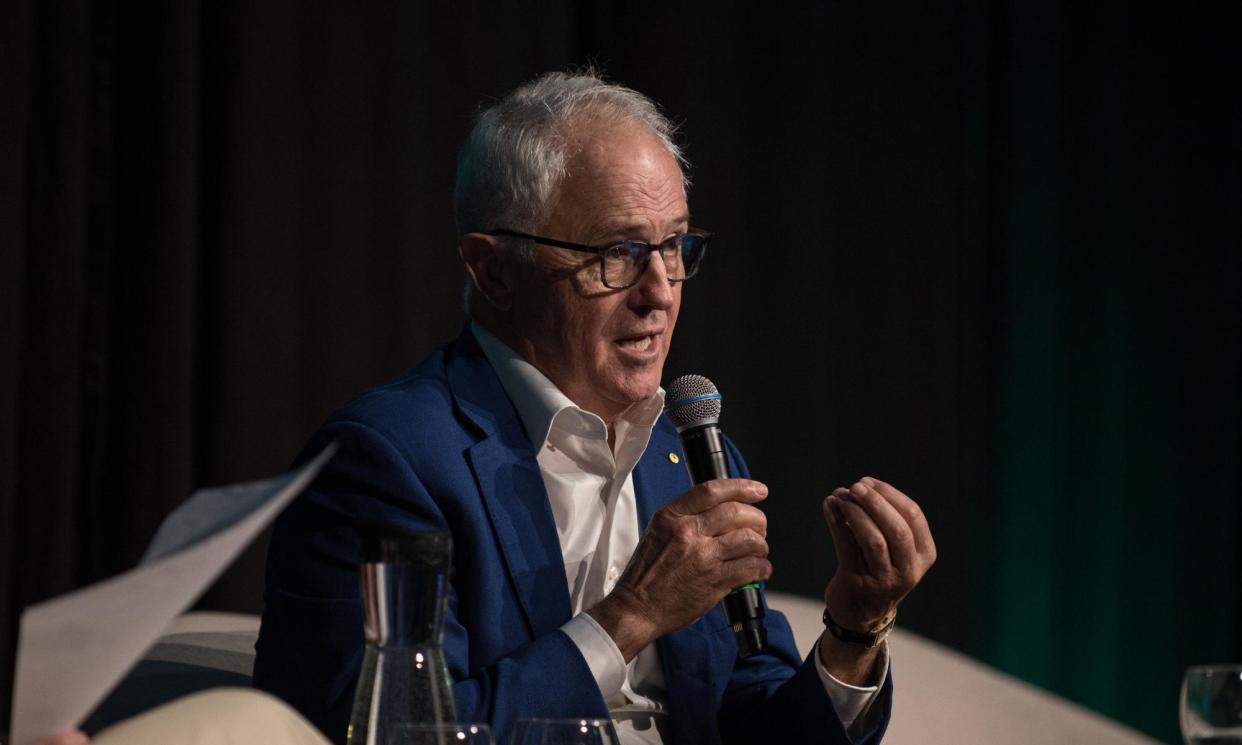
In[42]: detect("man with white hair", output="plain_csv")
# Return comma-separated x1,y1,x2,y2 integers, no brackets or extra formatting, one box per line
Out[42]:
254,70,936,745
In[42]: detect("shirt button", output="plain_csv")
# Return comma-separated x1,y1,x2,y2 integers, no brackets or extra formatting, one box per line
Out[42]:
607,566,620,581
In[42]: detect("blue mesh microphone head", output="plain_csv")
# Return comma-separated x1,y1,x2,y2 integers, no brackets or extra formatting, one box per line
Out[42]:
665,374,723,432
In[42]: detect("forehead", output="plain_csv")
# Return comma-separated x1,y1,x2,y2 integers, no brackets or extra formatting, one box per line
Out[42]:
547,116,688,238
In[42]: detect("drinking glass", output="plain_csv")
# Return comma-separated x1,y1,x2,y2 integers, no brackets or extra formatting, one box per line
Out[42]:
509,718,619,745
385,722,494,745
1181,665,1242,744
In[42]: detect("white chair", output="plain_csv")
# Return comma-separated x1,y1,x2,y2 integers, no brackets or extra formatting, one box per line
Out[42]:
96,600,1161,744
83,613,261,733
767,591,1161,745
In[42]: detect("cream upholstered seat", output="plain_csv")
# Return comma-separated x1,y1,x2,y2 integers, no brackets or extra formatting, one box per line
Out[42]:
766,591,1160,745
83,613,261,733
99,602,1161,744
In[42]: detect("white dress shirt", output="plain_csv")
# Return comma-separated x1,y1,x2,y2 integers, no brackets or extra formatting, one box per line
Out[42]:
472,323,887,743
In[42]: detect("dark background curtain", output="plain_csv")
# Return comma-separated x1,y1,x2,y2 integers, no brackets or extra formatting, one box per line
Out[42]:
2,2,1237,742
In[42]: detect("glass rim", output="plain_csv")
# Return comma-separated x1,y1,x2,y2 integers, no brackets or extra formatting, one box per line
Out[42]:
391,722,493,730
513,718,613,724
1184,664,1242,674
511,720,613,725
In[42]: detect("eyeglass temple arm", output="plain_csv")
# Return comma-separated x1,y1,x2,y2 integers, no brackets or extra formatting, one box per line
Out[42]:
485,229,599,255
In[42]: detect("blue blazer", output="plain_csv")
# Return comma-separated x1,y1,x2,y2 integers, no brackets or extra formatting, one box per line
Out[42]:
253,328,891,745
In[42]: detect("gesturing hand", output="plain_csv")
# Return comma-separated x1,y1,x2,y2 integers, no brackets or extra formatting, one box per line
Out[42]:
820,476,936,681
588,479,772,661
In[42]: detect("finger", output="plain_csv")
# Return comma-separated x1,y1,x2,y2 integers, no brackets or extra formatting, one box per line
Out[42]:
842,481,918,572
720,555,772,589
670,479,768,516
833,495,895,576
823,494,866,573
697,500,767,537
861,476,936,559
714,528,769,561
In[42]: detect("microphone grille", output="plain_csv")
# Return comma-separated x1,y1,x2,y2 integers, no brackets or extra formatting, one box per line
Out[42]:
665,374,722,430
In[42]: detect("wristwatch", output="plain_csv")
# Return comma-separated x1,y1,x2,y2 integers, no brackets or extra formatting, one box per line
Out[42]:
822,606,895,649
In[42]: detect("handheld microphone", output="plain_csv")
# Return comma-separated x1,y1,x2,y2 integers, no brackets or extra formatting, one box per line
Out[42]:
665,374,768,658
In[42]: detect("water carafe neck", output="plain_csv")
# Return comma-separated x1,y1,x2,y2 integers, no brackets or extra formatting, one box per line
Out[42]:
360,553,448,648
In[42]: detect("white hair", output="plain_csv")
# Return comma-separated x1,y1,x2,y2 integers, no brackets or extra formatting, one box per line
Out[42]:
454,69,689,312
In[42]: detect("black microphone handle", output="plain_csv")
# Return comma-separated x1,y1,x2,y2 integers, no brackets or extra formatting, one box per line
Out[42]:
678,423,730,482
678,423,768,658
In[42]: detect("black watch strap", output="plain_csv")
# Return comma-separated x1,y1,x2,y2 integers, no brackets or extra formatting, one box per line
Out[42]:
822,607,895,649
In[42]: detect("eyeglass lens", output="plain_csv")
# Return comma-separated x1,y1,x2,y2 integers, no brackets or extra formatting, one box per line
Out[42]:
602,235,704,288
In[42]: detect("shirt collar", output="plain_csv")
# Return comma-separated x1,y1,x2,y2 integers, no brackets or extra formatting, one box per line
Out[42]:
471,321,665,449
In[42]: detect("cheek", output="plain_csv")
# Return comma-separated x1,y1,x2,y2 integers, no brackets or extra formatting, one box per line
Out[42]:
562,301,615,366
663,293,682,349
588,299,628,340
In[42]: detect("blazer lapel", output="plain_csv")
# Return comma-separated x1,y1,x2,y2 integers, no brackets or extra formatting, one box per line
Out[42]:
447,329,572,640
633,420,690,528
635,421,723,745
447,341,726,743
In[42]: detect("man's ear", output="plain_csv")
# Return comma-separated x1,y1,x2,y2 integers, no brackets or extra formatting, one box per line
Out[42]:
459,233,514,312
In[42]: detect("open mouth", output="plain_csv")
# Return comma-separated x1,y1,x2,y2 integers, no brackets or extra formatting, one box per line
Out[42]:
616,334,657,352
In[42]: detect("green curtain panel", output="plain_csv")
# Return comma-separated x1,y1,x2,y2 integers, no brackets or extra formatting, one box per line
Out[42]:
3,2,1237,742
972,4,1241,742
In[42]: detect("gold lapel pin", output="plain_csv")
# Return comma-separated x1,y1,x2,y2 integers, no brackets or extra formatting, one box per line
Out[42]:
668,452,680,464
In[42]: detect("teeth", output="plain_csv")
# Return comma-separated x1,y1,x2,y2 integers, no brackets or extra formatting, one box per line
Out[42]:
618,335,653,351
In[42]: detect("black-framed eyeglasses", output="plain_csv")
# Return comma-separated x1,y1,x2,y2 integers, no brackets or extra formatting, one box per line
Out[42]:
486,228,712,290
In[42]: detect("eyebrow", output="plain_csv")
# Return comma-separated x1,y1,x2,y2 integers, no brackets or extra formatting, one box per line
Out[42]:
597,214,692,242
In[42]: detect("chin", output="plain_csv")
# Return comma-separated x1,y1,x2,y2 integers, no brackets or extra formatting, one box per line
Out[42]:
609,372,663,406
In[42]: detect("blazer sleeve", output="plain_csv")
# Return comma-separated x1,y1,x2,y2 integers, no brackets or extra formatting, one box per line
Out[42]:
715,436,894,745
252,420,608,744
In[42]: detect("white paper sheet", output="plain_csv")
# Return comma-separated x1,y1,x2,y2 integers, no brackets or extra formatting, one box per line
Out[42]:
8,444,337,745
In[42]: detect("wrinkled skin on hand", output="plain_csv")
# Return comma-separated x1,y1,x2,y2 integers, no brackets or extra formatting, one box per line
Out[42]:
818,476,937,684
822,476,937,630
588,478,772,660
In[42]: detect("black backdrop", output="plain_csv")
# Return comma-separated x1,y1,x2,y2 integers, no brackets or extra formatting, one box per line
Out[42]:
3,2,1239,742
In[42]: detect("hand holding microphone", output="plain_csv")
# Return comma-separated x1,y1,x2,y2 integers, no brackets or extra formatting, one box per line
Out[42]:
586,375,772,662
664,375,769,658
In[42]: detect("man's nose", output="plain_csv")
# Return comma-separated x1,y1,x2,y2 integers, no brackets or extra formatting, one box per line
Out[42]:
628,253,675,310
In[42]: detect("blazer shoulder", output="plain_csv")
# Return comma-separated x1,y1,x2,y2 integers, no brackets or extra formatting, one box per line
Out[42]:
340,356,451,422
315,346,469,456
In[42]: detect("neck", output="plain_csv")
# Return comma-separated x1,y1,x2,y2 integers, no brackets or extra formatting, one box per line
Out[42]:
471,314,628,427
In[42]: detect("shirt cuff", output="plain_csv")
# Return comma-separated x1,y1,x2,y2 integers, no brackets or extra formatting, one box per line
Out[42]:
561,612,628,700
813,636,890,731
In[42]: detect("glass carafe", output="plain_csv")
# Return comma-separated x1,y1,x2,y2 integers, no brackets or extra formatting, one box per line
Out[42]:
346,523,456,745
